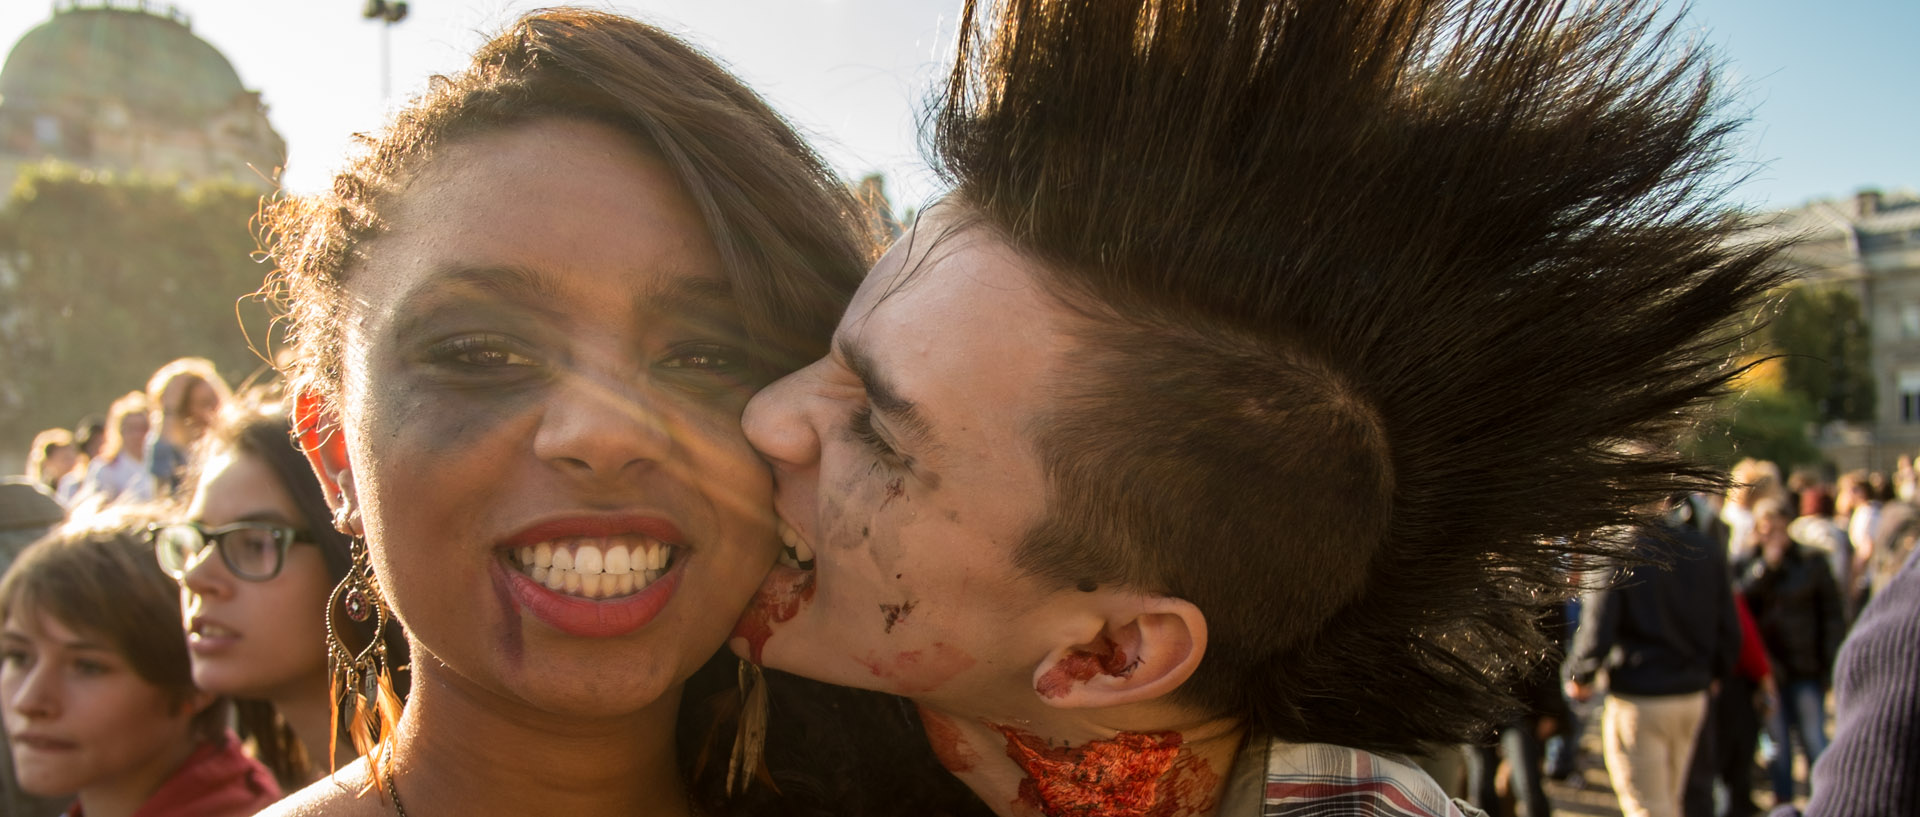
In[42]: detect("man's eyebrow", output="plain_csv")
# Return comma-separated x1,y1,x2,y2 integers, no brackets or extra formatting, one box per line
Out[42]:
837,337,936,445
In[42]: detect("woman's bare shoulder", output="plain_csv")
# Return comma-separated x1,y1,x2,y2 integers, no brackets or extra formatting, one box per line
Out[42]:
257,759,393,817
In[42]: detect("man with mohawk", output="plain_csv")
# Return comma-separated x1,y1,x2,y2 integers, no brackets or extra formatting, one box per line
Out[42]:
732,0,1786,813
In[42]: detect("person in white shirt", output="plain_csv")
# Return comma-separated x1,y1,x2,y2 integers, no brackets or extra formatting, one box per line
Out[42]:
72,392,156,511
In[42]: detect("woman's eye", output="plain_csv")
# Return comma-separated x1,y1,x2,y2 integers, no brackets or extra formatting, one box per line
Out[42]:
0,648,29,669
73,658,110,677
660,344,745,373
427,334,539,369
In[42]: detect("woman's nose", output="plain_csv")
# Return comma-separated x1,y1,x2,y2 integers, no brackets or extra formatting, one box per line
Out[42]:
8,665,60,720
533,367,675,480
178,539,235,598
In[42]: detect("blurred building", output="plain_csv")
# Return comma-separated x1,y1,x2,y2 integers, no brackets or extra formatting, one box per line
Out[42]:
1754,189,1920,471
0,0,285,194
854,173,904,241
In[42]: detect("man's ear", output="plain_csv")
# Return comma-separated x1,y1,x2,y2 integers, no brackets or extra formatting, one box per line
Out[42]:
1029,594,1206,710
293,389,359,533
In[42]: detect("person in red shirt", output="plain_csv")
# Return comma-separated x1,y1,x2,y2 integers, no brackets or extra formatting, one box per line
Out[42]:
0,511,279,817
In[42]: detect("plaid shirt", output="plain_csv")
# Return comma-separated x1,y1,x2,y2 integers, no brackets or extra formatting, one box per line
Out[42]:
1217,737,1485,817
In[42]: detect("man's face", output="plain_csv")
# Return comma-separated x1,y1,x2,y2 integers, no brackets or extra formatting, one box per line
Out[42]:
737,213,1094,712
1756,510,1793,561
118,412,149,453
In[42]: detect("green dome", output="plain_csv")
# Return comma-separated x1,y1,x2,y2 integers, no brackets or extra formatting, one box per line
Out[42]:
0,5,249,121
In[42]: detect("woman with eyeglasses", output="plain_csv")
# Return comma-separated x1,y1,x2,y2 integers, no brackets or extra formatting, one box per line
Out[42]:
152,395,405,790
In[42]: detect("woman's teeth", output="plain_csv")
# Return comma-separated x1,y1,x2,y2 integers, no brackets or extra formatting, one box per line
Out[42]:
512,537,674,599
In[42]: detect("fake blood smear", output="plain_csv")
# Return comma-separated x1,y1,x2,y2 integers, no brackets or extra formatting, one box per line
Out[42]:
916,705,980,773
881,600,917,633
995,725,1218,817
854,641,977,694
731,566,814,664
1034,636,1132,699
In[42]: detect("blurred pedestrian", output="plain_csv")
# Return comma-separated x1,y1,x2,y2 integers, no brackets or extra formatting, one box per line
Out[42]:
52,418,103,508
1834,471,1878,616
23,432,76,497
1863,502,1920,602
1685,590,1773,817
1724,459,1782,562
1,511,280,817
1738,496,1846,807
71,393,156,510
1567,502,1742,817
1469,602,1571,817
158,395,407,789
144,358,231,497
0,479,70,817
1789,487,1854,626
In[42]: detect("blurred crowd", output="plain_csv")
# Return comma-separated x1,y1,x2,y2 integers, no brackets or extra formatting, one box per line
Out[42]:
4,357,400,817
1422,456,1918,817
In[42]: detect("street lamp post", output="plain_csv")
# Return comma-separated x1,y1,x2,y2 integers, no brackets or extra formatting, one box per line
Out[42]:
363,0,410,103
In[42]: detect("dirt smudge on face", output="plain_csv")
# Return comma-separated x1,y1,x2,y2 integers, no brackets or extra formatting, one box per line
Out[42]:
488,560,523,667
1034,635,1134,699
824,492,862,551
880,600,918,633
732,565,815,664
854,641,976,694
915,705,979,773
994,725,1218,817
881,477,906,510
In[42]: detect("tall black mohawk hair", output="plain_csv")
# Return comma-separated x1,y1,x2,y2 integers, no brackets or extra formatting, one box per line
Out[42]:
934,0,1789,751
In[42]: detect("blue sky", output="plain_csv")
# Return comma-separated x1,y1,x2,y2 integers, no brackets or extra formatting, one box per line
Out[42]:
1,0,1913,214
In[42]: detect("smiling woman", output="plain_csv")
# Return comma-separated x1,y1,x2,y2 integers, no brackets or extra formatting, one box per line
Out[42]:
250,8,932,817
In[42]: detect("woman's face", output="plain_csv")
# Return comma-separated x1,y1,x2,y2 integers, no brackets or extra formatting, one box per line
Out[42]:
178,448,332,699
329,119,777,718
117,411,150,455
41,445,76,484
1,610,199,797
183,382,220,438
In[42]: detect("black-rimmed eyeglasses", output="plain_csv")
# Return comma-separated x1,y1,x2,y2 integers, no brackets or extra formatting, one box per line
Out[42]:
148,522,312,582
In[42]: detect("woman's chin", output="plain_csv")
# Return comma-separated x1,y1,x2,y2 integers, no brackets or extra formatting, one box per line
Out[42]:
503,669,685,722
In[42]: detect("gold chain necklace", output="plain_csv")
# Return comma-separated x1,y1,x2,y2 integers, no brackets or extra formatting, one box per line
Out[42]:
384,767,409,817
383,767,705,816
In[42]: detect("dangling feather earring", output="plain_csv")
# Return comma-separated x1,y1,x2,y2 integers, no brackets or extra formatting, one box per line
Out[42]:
726,659,769,795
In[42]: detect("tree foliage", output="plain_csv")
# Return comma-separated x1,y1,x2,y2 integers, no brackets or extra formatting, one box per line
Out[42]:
1688,283,1875,469
0,165,276,460
1769,283,1876,424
